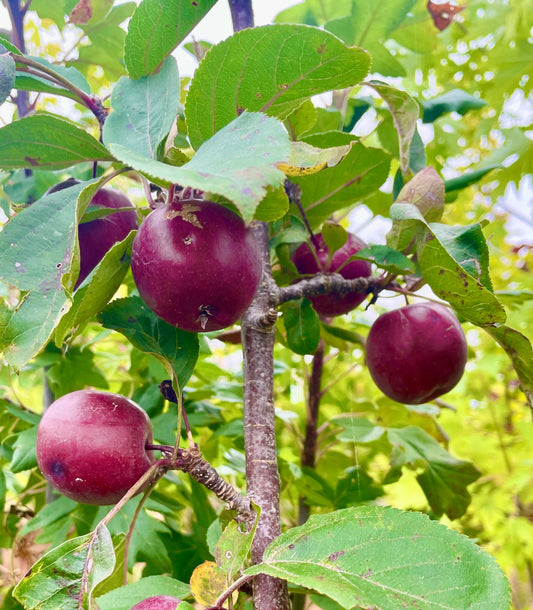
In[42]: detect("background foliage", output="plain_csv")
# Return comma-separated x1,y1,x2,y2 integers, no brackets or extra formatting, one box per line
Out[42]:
0,0,532,608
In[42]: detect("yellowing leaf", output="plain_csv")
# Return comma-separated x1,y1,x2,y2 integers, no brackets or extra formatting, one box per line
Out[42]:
278,141,352,177
190,561,229,607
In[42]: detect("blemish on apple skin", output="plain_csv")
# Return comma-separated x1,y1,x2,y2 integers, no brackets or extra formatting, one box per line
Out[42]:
14,261,26,273
49,461,66,478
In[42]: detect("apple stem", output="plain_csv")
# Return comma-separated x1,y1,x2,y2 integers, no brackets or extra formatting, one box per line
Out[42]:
78,459,172,610
285,180,321,252
167,183,177,204
122,478,160,585
11,54,107,123
145,443,174,454
159,379,195,449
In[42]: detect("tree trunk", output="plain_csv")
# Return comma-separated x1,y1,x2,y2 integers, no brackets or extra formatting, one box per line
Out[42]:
241,221,290,610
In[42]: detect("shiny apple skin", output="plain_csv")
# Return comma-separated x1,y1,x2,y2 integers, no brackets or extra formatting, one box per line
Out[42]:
131,199,262,332
130,596,182,610
291,233,372,317
76,187,138,289
366,302,467,404
36,390,155,505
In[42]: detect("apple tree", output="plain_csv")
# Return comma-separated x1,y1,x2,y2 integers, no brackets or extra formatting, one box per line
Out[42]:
0,0,532,609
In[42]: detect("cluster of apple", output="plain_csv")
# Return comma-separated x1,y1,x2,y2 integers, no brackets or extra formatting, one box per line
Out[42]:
37,184,468,496
34,183,468,607
291,230,468,405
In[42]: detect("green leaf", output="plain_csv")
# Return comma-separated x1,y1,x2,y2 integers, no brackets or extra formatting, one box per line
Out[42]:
55,232,135,345
321,222,348,256
486,325,533,409
29,0,68,25
124,0,219,79
444,165,501,196
284,99,318,140
386,426,481,519
245,506,510,610
430,222,493,291
45,346,109,397
69,0,113,25
0,181,87,291
76,24,128,81
367,80,419,174
283,299,320,355
103,56,179,159
0,36,23,55
0,288,70,370
253,185,289,222
108,111,289,223
98,295,199,388
274,0,352,26
1,399,41,426
20,496,78,537
353,244,415,274
0,52,16,106
389,203,506,326
185,24,371,149
326,0,416,48
321,323,365,346
96,575,191,610
0,114,114,169
422,89,487,123
14,57,91,102
10,425,38,473
214,503,260,579
292,141,391,229
128,509,171,572
0,181,94,368
13,525,115,610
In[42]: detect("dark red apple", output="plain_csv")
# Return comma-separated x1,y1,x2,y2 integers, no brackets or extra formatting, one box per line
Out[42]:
46,179,138,289
130,596,182,610
76,187,138,288
291,232,372,317
365,302,467,404
36,390,156,505
131,199,262,332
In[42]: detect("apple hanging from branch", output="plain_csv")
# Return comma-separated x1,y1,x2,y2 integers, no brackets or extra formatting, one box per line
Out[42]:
36,390,156,505
365,302,468,404
131,198,262,332
291,231,372,317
